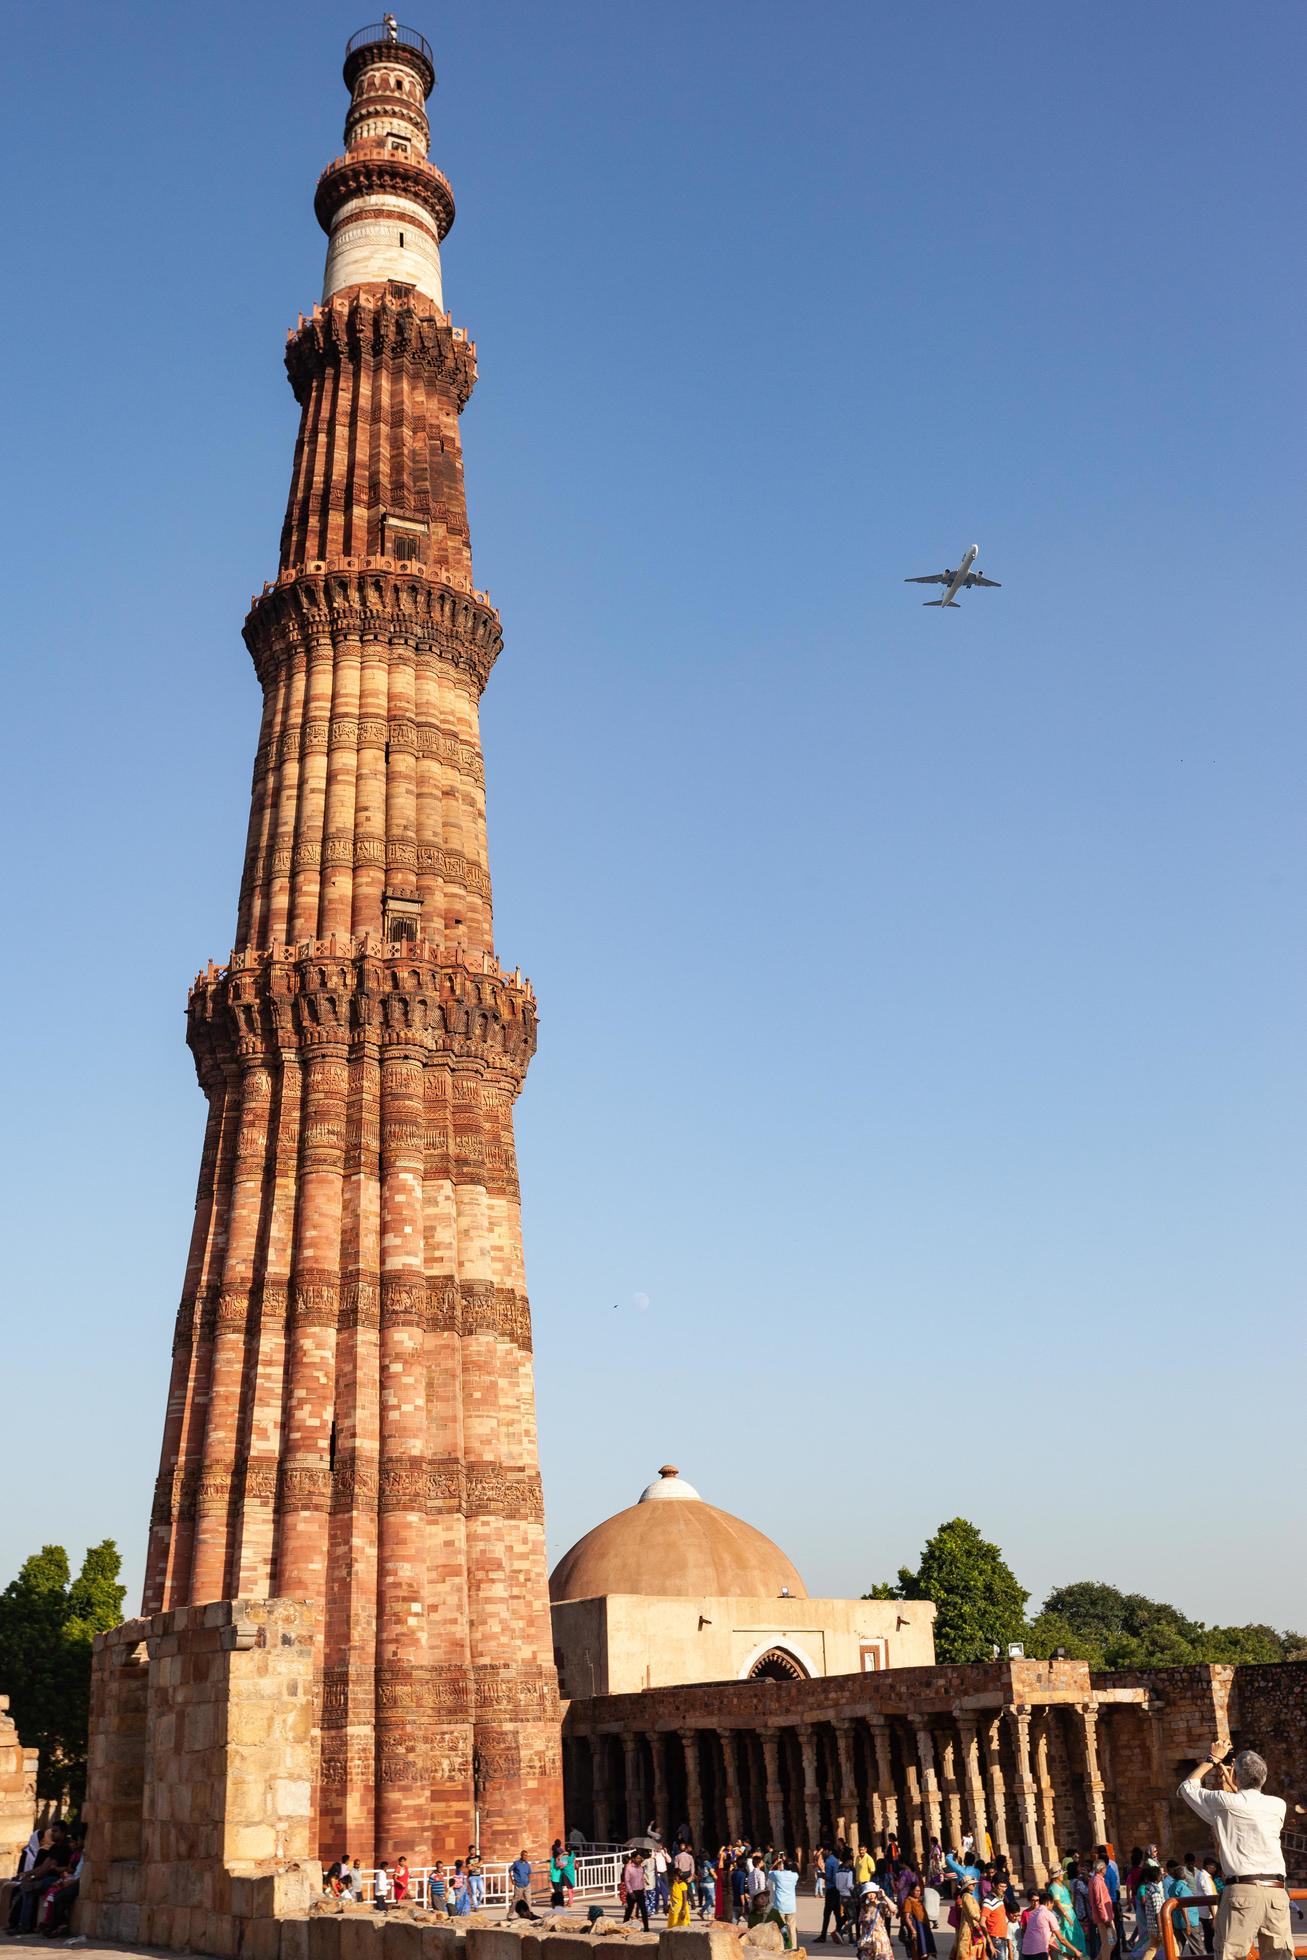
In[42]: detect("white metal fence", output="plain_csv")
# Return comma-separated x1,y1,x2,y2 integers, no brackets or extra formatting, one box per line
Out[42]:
351,1850,626,1910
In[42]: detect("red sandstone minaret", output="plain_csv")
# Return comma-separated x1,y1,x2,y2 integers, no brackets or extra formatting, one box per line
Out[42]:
142,18,561,1864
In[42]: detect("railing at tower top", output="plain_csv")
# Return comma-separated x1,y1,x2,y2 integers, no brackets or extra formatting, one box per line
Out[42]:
1160,1889,1307,1960
345,22,434,66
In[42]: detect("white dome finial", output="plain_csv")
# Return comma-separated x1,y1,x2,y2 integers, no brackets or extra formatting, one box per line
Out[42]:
639,1465,701,1504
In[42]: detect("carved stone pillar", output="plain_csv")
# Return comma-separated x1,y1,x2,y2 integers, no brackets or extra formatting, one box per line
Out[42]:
870,1717,897,1841
954,1709,990,1856
1033,1712,1059,1869
914,1723,944,1852
903,1750,924,1860
1079,1703,1108,1849
649,1731,668,1835
983,1715,1011,1862
798,1724,822,1861
623,1731,642,1839
1097,1711,1117,1849
1007,1704,1045,1883
680,1729,704,1849
592,1734,611,1844
835,1719,860,1850
721,1730,742,1843
761,1730,785,1850
940,1729,964,1850
1146,1699,1170,1861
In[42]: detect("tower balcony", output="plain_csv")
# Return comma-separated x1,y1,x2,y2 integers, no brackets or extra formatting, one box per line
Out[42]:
314,147,454,240
344,21,435,96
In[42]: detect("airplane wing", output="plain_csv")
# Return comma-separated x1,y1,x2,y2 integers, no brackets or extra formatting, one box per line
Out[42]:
964,574,1001,588
904,571,953,585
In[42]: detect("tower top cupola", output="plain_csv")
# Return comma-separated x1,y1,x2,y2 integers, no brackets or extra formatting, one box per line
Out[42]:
318,19,454,308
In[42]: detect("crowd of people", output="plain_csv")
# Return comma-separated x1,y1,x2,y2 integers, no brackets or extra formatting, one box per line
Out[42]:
322,1840,583,1918
7,1739,1274,1952
618,1743,1296,1960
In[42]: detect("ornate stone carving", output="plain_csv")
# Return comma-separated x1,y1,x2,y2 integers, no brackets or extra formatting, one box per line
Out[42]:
340,1277,380,1328
380,1277,424,1324
290,1274,339,1327
378,1460,428,1511
278,1464,332,1508
244,571,501,694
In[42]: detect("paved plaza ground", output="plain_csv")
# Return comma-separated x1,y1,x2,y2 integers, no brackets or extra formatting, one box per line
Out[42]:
0,1887,857,1960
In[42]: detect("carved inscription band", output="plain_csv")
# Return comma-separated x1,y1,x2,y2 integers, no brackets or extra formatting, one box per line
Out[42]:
153,1455,543,1526
174,1276,533,1354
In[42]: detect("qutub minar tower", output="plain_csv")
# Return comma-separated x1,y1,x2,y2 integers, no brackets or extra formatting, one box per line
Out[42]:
142,20,561,1862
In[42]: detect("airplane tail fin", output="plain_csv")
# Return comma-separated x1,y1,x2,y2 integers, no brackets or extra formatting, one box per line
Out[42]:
923,599,959,608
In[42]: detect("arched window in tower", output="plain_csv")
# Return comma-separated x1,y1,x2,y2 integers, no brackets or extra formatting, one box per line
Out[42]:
747,1647,809,1683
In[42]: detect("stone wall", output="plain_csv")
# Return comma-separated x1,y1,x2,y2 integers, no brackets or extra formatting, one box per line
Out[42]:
565,1657,1307,1882
1091,1667,1234,1861
0,1696,37,1873
563,1656,1120,1879
80,1596,320,1950
1228,1664,1307,1878
552,1594,937,1699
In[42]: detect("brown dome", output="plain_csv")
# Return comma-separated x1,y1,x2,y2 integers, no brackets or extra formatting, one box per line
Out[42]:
549,1467,807,1603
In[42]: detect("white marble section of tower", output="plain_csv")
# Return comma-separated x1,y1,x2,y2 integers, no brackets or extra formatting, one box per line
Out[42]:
323,195,444,305
319,25,451,308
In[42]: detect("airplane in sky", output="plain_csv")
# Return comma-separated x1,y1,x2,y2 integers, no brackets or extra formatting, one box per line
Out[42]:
905,543,1001,607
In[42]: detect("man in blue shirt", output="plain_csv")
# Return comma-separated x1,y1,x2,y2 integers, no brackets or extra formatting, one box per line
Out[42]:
771,1859,800,1950
820,1847,842,1943
510,1851,538,1921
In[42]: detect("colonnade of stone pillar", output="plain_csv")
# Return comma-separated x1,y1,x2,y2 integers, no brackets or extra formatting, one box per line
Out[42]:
567,1701,1114,1881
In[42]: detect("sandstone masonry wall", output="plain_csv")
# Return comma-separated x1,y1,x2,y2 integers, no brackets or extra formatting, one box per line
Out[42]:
80,1598,320,1951
0,1696,37,1872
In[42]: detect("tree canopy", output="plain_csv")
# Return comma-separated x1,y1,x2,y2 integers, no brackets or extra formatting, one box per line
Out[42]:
868,1517,1029,1663
0,1540,125,1810
868,1531,1305,1672
1026,1579,1306,1668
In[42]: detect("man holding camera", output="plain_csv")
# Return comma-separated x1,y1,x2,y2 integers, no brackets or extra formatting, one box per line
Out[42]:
1178,1747,1290,1960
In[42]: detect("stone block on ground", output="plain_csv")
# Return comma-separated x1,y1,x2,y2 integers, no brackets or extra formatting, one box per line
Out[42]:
414,1921,463,1960
385,1916,431,1960
467,1924,531,1960
536,1936,604,1960
741,1927,785,1953
340,1910,388,1960
657,1929,746,1960
310,1910,346,1960
282,1916,312,1960
247,1914,286,1960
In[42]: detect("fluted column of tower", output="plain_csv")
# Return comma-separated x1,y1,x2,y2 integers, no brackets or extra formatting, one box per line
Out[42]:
142,20,562,1865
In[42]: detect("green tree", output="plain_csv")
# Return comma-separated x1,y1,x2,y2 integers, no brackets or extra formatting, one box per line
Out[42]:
1023,1610,1103,1666
0,1540,125,1809
896,1518,1029,1664
861,1582,900,1601
1038,1580,1303,1670
1198,1624,1289,1666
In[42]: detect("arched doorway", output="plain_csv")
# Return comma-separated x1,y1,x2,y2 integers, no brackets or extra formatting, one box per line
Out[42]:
747,1646,809,1682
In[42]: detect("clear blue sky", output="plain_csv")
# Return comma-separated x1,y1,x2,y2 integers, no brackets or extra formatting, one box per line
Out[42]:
2,2,1303,1632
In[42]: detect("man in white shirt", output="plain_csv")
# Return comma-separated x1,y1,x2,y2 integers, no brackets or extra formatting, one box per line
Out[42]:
746,1854,769,1911
1178,1747,1290,1960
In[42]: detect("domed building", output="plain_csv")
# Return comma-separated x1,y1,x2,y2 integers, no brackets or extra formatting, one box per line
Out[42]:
549,1466,936,1699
